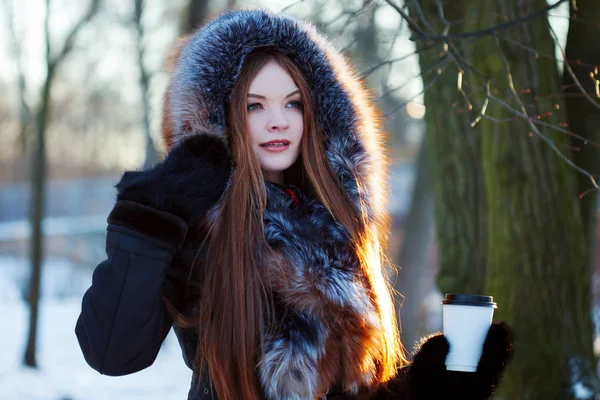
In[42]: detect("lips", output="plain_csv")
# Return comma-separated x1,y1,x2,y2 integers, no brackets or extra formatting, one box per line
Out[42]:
260,140,291,152
260,140,290,147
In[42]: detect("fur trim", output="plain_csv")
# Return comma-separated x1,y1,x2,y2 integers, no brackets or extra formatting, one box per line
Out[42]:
107,200,188,249
259,183,385,399
162,8,389,228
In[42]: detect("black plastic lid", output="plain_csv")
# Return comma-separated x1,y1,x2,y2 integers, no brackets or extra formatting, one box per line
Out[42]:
441,293,497,308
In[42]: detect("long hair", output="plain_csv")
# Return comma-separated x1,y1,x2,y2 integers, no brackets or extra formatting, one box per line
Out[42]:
166,49,403,400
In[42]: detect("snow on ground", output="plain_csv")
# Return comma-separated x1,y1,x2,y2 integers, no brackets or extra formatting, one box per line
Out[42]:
0,269,191,400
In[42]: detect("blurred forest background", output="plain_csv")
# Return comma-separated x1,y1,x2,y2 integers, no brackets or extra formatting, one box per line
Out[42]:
1,0,599,399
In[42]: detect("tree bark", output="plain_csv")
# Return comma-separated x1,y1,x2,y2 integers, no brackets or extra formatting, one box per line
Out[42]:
463,1,598,397
562,0,600,277
408,0,599,396
409,0,488,296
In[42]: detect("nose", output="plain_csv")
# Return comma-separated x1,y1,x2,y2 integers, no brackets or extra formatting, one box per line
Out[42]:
268,109,289,132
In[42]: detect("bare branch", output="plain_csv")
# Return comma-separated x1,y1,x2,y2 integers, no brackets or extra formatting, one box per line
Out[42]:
322,2,371,27
360,42,438,79
481,114,516,123
456,69,474,113
279,0,305,13
470,79,491,127
386,0,490,84
435,0,451,35
498,34,561,63
383,0,425,37
406,0,567,42
383,57,451,118
529,118,600,148
3,0,35,151
378,55,451,100
480,111,600,148
493,37,599,189
548,23,600,111
446,42,488,80
337,1,376,38
49,0,101,69
45,0,51,66
490,93,598,189
409,0,436,34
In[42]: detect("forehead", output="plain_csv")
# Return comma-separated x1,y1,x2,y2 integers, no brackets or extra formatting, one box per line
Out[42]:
248,60,298,93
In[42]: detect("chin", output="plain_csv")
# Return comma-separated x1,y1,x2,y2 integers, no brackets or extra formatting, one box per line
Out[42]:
262,162,292,174
261,157,298,173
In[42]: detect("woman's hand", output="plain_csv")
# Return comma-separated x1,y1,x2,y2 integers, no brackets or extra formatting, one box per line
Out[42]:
115,134,232,225
407,321,514,400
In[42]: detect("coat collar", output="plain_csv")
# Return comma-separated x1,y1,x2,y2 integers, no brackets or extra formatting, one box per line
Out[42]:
265,180,302,209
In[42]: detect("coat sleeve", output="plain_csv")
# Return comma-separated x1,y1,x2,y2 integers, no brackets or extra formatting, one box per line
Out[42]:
75,200,189,376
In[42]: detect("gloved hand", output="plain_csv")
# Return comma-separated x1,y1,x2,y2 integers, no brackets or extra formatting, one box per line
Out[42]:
407,321,514,400
115,134,232,225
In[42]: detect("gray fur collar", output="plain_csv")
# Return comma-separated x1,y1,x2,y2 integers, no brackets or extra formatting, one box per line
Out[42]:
258,182,384,399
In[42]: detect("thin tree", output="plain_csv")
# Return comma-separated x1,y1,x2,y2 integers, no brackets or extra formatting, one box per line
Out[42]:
133,0,159,168
180,0,210,35
2,0,35,180
24,0,100,368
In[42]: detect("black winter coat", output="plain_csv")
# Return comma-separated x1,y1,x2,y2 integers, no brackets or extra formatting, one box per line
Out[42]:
76,8,513,400
76,180,394,399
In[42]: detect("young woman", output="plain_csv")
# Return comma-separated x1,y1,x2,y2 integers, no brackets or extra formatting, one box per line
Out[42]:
75,8,513,400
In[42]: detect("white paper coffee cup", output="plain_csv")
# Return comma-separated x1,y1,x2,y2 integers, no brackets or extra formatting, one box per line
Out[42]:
442,294,497,372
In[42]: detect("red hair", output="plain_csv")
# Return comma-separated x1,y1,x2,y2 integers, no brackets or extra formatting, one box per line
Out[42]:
163,49,404,400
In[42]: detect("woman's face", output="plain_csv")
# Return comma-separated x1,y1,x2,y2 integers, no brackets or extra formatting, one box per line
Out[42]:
246,59,304,185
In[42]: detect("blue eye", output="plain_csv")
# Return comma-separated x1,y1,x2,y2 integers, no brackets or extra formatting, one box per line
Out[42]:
247,103,262,111
287,101,303,109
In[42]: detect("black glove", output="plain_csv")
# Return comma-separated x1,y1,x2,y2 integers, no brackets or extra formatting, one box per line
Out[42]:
407,321,514,400
115,134,232,225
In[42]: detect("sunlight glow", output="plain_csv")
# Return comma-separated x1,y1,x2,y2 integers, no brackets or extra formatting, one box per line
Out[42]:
406,102,425,119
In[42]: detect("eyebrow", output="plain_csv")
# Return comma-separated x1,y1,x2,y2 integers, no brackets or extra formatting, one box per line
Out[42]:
247,89,300,99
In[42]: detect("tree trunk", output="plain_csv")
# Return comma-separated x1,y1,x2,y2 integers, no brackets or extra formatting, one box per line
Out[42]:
394,141,435,355
24,63,53,368
410,0,599,396
563,0,600,277
462,1,597,397
410,0,488,296
3,0,34,179
23,0,99,368
180,0,210,35
135,0,159,168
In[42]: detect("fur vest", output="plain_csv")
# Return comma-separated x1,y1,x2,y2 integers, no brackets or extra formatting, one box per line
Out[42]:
162,9,394,400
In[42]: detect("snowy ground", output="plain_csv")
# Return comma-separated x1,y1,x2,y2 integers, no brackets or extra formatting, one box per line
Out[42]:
0,260,191,400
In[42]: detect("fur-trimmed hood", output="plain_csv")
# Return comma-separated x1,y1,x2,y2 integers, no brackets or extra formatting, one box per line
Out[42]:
161,8,389,228
161,8,396,400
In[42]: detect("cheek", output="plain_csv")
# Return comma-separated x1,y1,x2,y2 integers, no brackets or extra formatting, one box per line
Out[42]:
291,114,304,140
247,116,262,144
